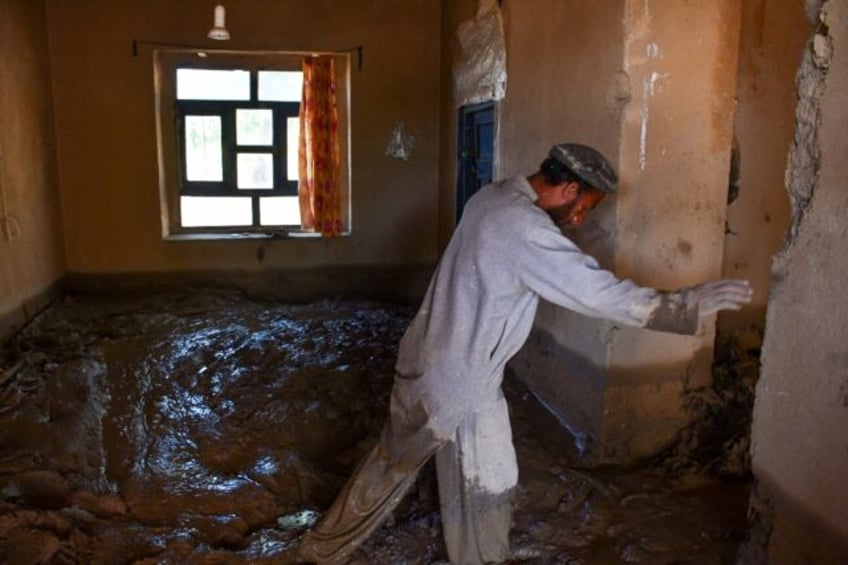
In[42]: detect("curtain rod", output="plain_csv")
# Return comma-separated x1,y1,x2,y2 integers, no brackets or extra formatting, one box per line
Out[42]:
132,40,363,70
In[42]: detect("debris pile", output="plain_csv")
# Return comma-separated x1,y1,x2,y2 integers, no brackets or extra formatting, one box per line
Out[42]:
657,330,762,479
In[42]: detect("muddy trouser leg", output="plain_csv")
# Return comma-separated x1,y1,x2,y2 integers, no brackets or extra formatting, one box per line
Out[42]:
435,393,518,565
298,383,445,564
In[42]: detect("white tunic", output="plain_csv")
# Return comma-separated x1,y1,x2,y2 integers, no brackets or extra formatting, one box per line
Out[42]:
394,175,696,437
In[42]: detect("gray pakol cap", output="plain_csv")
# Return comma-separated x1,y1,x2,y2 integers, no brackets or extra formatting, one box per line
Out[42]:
549,143,618,193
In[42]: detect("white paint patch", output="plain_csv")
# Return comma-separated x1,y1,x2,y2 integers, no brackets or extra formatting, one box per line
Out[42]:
647,42,661,58
639,71,670,171
640,77,650,171
649,71,669,96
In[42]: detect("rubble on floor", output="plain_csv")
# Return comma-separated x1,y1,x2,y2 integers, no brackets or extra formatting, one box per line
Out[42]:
655,330,762,480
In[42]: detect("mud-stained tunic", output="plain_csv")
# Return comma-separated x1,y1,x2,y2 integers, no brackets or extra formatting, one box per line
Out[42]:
298,176,698,565
394,175,697,436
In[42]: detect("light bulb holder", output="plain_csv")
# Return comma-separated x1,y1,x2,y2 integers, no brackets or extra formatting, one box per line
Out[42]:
207,4,230,41
207,27,230,40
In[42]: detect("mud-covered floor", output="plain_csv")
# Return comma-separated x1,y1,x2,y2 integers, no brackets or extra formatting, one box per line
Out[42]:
0,289,757,564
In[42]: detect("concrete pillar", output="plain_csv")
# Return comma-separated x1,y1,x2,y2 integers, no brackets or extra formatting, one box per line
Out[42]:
510,1,743,465
603,1,743,461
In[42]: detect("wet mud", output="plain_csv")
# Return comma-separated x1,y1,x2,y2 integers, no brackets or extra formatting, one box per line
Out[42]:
0,289,753,564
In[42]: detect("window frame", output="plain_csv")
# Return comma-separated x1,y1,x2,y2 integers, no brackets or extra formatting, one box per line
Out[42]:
176,100,300,198
153,49,351,240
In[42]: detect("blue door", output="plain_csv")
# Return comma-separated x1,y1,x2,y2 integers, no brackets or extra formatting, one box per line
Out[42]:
457,102,495,224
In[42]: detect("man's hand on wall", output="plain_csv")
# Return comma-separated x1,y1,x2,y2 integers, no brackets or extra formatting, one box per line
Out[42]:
691,280,754,316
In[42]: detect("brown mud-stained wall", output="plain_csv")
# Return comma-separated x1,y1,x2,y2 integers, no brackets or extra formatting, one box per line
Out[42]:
45,0,441,301
438,0,477,252
0,0,66,342
719,0,809,335
608,0,742,461
750,0,848,560
508,0,743,464
500,0,625,462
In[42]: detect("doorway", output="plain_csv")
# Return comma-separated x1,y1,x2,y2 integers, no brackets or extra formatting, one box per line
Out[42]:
457,101,495,224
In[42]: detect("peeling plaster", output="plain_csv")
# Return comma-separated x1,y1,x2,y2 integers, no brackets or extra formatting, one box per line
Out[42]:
805,0,826,25
607,71,632,120
752,0,848,556
777,7,832,262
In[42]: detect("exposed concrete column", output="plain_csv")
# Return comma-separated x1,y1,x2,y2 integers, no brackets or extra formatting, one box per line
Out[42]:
602,0,743,461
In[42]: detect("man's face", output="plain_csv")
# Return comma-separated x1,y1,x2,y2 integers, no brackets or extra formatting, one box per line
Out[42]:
548,187,606,228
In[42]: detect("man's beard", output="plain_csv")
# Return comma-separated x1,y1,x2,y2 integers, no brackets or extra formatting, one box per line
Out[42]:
547,203,575,228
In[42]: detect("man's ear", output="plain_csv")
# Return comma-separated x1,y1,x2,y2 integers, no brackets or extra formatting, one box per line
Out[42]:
562,182,580,200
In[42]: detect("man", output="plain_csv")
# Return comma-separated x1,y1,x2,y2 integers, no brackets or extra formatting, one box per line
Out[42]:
298,143,753,564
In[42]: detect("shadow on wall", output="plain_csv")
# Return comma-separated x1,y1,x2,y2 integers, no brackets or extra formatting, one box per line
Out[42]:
512,327,759,470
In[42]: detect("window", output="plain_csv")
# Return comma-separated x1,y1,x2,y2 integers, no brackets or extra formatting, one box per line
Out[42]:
154,50,350,239
175,68,301,228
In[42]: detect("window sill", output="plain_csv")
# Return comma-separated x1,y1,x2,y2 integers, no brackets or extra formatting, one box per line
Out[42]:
164,230,348,242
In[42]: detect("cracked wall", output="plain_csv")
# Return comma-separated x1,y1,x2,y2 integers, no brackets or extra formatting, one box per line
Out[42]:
750,0,848,559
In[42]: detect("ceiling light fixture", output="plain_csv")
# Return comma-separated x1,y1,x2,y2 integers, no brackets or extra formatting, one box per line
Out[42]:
207,4,230,41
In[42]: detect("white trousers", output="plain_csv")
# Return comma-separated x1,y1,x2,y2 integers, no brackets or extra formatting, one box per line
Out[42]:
436,393,519,564
298,385,518,565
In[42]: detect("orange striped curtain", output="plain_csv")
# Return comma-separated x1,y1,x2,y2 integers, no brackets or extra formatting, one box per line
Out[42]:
298,57,342,236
